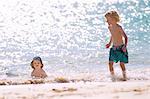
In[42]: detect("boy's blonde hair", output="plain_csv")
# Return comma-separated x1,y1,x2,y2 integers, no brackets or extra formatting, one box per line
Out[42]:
105,11,120,22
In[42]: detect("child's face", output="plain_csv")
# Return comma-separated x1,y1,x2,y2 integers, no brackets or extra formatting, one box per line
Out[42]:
32,60,42,69
105,16,116,25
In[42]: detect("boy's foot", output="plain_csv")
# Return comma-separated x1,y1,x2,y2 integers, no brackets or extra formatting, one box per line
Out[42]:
119,77,127,81
122,71,127,81
111,75,116,82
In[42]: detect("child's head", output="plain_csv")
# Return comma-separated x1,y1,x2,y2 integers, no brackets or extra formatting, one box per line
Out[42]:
31,56,43,69
105,11,120,24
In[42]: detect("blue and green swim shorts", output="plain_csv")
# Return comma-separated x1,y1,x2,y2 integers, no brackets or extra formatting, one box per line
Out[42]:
109,44,128,63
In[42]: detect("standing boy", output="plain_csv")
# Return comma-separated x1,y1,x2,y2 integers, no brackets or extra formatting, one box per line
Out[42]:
105,11,128,81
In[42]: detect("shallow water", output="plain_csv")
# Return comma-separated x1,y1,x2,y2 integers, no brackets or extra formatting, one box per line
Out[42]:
0,0,150,81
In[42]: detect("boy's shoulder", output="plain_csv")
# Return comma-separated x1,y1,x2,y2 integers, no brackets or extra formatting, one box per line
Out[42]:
116,24,124,30
117,24,122,28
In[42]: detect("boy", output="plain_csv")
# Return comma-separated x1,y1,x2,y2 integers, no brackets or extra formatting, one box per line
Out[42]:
105,11,128,81
31,57,47,78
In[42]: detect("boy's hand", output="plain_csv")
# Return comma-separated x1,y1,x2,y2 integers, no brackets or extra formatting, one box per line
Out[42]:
106,44,110,48
122,45,127,52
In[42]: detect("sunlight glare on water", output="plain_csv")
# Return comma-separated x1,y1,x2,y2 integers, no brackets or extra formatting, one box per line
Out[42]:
0,0,150,79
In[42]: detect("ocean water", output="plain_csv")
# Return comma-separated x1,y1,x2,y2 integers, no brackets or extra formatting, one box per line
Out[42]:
0,0,150,81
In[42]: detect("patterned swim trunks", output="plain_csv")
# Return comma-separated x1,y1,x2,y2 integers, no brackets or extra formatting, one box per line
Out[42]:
109,44,128,63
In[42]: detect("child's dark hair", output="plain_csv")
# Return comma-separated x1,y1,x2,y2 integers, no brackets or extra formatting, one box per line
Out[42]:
31,56,43,69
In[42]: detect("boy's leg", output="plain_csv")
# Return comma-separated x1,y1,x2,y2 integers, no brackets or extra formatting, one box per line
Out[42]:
109,61,116,81
120,62,127,80
109,61,114,75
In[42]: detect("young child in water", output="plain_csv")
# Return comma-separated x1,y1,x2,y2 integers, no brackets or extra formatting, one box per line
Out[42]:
31,56,47,78
105,11,128,81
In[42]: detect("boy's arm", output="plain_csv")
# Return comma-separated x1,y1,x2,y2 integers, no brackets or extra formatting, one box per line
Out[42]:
106,36,112,48
41,69,48,78
31,70,34,76
108,36,112,45
119,26,128,47
108,26,112,45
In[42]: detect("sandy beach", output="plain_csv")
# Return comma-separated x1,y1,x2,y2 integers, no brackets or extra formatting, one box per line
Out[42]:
0,0,150,99
0,80,150,99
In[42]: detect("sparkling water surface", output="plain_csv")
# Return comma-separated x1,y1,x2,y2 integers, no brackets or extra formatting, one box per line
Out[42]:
0,0,150,81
